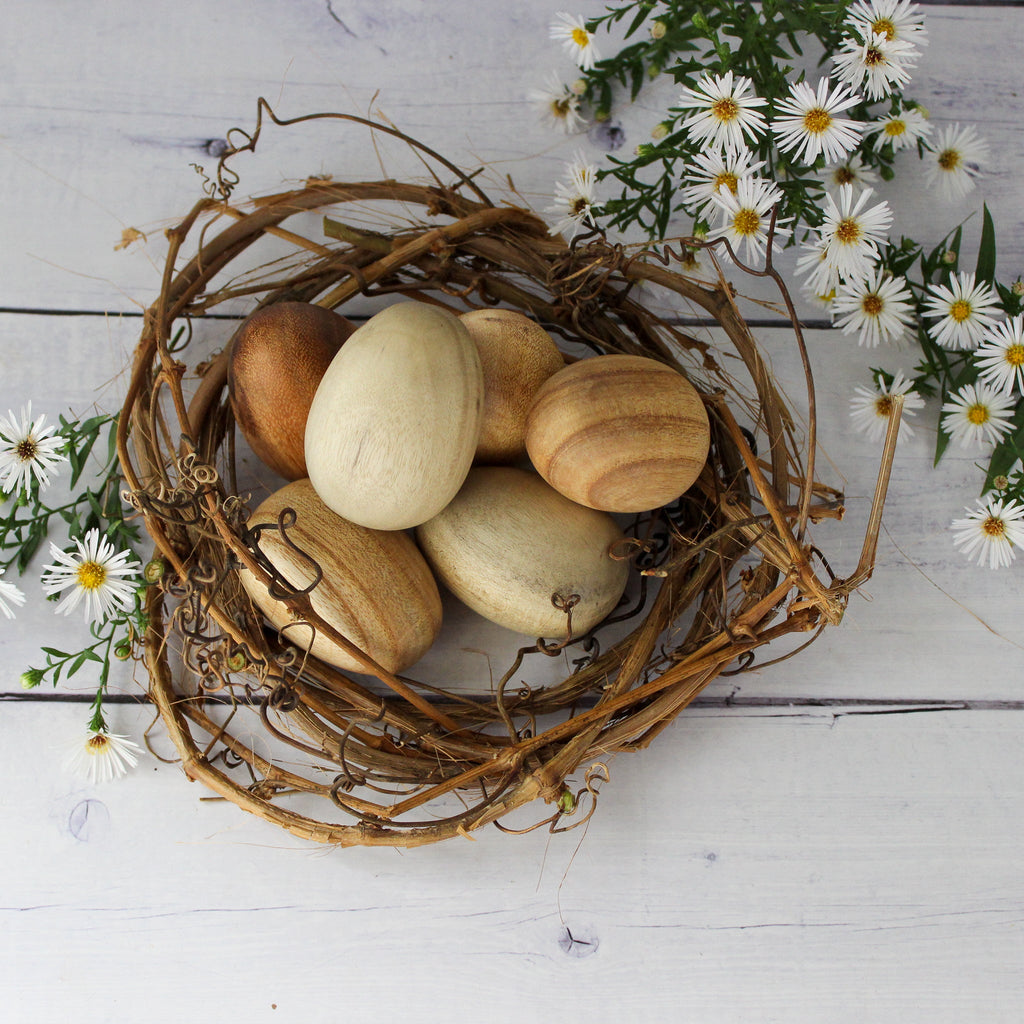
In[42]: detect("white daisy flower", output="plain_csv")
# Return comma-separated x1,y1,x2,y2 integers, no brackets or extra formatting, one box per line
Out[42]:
951,495,1024,570
845,0,928,52
922,271,1003,350
974,315,1024,394
849,370,924,442
65,728,141,784
796,237,841,298
0,568,26,619
709,175,790,264
677,70,768,153
549,12,601,71
819,184,893,282
529,72,585,134
679,147,766,214
923,123,988,202
40,528,142,624
940,383,1015,448
821,153,879,192
831,30,917,101
832,268,916,347
771,78,864,166
0,403,68,496
863,106,932,151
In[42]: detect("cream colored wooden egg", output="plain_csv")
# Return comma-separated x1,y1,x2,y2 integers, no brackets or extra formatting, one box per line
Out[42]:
304,302,484,530
415,466,629,639
524,353,710,513
458,308,565,463
239,479,442,675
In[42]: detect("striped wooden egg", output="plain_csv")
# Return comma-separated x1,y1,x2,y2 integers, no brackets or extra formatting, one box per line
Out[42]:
524,353,710,513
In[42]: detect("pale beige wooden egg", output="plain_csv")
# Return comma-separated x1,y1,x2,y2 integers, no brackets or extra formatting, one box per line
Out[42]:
525,353,710,513
238,479,442,675
304,302,484,530
415,466,629,639
228,301,355,480
458,308,565,463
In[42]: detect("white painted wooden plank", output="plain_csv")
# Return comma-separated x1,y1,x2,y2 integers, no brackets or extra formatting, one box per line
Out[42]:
3,700,1023,1023
0,3,1020,314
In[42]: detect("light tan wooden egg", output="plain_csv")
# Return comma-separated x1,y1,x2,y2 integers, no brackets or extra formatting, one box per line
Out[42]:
228,301,355,480
238,479,442,675
304,302,484,530
458,308,565,463
524,353,710,513
415,466,629,639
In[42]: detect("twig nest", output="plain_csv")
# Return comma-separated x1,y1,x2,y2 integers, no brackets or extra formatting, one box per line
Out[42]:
227,301,355,480
415,466,629,638
458,308,565,464
525,353,711,513
239,479,443,674
304,302,484,530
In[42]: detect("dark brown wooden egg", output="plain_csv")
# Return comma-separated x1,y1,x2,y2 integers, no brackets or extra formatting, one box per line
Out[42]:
228,301,355,480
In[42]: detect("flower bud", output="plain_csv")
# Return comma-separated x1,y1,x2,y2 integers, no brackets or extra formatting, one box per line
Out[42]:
143,558,166,584
114,641,132,661
651,122,669,141
942,249,957,265
21,668,43,690
1012,279,1024,297
650,20,666,39
557,787,577,815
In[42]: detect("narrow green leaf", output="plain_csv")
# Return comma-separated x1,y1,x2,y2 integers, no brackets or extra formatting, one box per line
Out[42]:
975,203,997,283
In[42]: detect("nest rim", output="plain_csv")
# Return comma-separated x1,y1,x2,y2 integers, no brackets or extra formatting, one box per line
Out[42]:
116,107,887,848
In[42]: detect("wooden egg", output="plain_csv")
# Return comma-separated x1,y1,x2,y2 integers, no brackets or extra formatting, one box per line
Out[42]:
228,301,355,480
525,353,710,513
238,479,442,675
458,308,565,463
415,466,629,639
304,302,484,530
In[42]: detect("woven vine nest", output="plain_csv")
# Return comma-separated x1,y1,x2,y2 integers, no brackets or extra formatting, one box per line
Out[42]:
116,106,900,848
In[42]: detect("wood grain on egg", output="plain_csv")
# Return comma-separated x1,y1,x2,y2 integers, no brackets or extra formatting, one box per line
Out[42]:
525,354,711,513
458,308,565,463
227,301,355,480
415,466,629,639
238,479,442,675
304,302,484,530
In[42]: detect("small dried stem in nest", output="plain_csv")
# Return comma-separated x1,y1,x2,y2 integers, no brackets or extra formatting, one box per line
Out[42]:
119,103,898,847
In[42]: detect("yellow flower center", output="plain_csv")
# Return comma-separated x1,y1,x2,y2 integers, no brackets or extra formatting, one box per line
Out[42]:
966,403,990,425
551,97,571,119
884,119,907,137
875,395,894,417
15,437,38,462
803,107,832,135
571,27,590,47
713,171,738,193
871,17,896,40
86,734,112,757
1005,344,1024,367
864,46,885,67
711,97,740,123
76,560,107,592
733,208,760,236
982,515,1006,539
938,148,962,172
861,294,884,316
950,299,972,323
835,218,862,245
